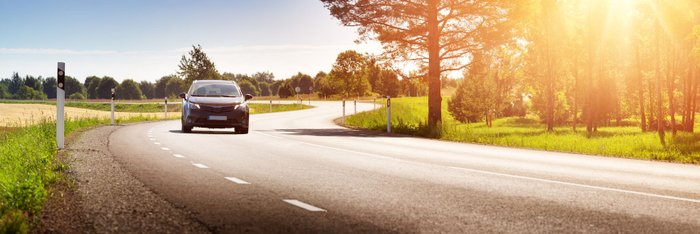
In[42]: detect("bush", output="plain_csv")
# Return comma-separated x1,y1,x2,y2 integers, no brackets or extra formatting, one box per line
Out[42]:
68,92,86,100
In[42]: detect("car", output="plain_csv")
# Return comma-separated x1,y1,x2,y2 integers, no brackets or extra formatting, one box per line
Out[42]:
179,80,253,134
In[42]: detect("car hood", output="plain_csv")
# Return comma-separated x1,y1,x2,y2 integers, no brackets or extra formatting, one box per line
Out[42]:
188,96,243,105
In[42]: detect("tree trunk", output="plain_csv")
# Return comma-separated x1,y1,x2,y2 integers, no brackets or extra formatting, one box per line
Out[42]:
654,22,665,146
426,0,442,129
667,46,676,136
635,44,646,131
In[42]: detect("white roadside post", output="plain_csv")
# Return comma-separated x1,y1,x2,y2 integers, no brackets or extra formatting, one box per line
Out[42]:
308,87,313,105
342,100,346,123
56,62,65,149
164,98,168,119
374,98,377,110
110,88,115,126
387,96,391,133
354,100,357,114
269,99,273,113
295,87,301,109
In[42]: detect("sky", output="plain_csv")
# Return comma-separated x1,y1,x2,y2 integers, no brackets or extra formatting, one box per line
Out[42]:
0,0,381,82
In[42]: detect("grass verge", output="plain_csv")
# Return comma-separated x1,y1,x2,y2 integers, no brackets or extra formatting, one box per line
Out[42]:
346,97,700,164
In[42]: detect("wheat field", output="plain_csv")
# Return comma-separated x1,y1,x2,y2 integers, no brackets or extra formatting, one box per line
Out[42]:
0,103,179,127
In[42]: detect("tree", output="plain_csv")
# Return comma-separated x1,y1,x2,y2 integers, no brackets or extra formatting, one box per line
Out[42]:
97,77,119,99
314,71,338,98
448,77,489,123
155,75,178,98
64,76,86,98
69,92,86,100
289,72,314,94
116,79,143,100
165,77,185,98
8,72,23,94
278,81,294,98
258,82,272,96
15,85,46,100
0,83,9,99
42,77,57,99
139,81,156,99
252,72,275,83
178,45,220,86
238,80,259,95
270,80,284,96
84,76,100,88
86,77,102,99
322,0,518,128
328,50,371,97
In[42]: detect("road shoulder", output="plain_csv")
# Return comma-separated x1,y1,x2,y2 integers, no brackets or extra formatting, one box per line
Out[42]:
32,124,209,233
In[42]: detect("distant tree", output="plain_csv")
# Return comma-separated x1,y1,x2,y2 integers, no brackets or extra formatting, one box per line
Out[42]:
84,76,100,88
15,85,46,100
252,71,275,83
116,79,143,100
278,81,294,99
0,83,9,99
238,79,259,96
23,75,42,91
97,77,119,99
289,72,314,94
155,75,178,98
448,78,490,123
178,45,220,86
42,77,57,99
9,72,23,94
314,71,338,98
69,92,86,100
270,80,284,96
258,82,272,96
328,50,371,97
164,77,185,98
64,76,86,98
86,77,102,99
139,81,156,99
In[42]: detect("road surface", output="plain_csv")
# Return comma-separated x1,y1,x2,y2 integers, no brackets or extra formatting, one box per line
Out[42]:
109,101,700,233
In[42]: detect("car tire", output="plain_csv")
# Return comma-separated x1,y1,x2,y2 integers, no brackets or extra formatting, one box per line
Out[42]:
235,126,248,134
182,123,193,133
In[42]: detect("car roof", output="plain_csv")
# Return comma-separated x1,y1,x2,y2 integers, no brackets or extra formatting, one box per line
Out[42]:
193,79,235,83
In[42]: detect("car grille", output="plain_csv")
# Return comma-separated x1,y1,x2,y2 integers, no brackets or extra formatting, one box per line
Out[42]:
200,105,235,113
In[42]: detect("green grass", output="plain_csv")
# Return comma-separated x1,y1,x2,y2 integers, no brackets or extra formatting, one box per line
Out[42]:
0,115,177,232
346,97,700,164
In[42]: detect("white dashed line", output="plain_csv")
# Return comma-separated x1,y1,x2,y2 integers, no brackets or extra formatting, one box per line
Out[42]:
172,154,185,158
149,138,156,141
225,177,250,184
283,199,326,212
154,142,161,145
161,147,170,151
192,163,208,169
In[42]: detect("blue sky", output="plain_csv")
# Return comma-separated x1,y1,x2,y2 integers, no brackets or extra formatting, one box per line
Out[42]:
0,0,380,82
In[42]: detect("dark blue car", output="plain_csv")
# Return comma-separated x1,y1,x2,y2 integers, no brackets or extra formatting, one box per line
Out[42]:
179,80,253,134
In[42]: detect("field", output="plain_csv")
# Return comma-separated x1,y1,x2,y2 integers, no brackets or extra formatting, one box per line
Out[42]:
346,97,700,164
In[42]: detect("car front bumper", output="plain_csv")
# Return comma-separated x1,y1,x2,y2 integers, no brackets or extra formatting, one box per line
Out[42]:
184,107,248,128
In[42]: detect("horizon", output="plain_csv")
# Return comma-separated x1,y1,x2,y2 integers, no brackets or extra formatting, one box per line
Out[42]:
0,0,381,82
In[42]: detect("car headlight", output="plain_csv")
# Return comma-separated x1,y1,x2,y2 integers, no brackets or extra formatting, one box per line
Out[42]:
235,103,247,111
190,102,201,110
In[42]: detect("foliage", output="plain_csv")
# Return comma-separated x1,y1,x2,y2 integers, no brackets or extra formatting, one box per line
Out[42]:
448,77,489,123
165,77,185,98
328,50,371,97
64,76,86,98
178,45,220,86
86,77,101,99
277,81,295,99
238,79,259,96
116,79,143,100
258,82,271,96
139,81,156,99
96,77,119,99
42,77,56,99
155,75,177,99
68,92,86,100
289,72,314,94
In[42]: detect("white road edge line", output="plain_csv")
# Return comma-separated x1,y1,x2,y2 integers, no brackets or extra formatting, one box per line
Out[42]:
172,154,185,158
192,163,209,169
255,131,700,204
283,199,326,212
225,177,250,184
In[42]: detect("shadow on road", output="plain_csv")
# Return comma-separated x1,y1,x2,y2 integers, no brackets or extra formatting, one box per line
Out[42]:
272,128,408,138
169,129,238,135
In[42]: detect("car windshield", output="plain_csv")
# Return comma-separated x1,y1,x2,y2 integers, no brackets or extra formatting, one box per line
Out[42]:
189,83,241,97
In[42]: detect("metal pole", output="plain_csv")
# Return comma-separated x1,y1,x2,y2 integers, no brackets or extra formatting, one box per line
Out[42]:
387,96,391,133
56,62,65,149
164,98,168,119
354,100,357,114
269,99,273,113
111,88,115,126
342,100,346,123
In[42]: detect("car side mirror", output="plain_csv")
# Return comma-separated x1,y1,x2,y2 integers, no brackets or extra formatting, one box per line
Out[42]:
179,92,186,99
244,94,253,101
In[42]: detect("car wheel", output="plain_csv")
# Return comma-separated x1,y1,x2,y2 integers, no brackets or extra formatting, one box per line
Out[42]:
235,126,248,134
182,123,193,133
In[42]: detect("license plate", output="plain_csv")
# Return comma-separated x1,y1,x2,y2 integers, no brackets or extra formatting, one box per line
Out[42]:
208,115,227,121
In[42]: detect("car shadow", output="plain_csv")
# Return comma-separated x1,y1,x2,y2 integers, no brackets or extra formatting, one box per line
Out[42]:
270,128,410,138
169,129,238,135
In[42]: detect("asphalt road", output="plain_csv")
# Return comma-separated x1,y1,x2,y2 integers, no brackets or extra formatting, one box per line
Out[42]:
109,101,700,233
